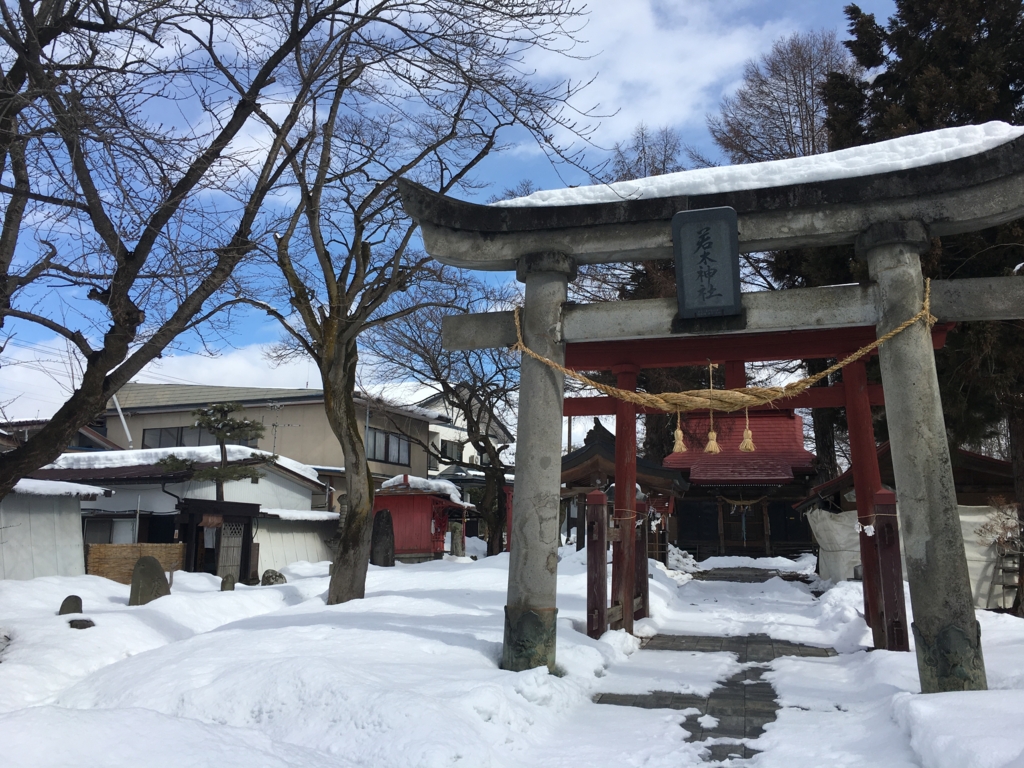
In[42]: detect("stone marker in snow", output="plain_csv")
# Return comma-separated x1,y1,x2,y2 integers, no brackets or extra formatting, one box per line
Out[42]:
450,520,465,557
68,619,95,630
220,574,236,591
128,557,171,606
58,595,82,615
370,510,395,567
261,569,287,586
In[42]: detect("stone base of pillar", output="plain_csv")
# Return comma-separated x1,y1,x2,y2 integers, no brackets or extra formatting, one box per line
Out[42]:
912,620,987,693
501,605,558,672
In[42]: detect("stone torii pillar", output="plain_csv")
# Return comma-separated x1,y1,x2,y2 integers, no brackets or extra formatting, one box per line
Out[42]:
399,125,1024,690
503,252,576,672
859,222,986,691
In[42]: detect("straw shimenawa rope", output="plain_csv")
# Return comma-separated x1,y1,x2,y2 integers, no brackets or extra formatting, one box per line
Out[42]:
511,279,936,414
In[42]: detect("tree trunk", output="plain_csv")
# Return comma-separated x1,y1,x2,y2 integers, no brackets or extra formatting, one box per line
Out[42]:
1009,409,1024,617
0,363,123,499
323,337,375,605
216,441,228,502
486,479,508,557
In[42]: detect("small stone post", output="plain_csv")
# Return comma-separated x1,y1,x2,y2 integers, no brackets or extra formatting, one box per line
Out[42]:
370,509,396,567
502,252,575,672
859,221,987,692
450,519,466,557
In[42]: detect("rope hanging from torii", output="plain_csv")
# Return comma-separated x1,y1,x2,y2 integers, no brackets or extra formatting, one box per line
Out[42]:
511,278,937,451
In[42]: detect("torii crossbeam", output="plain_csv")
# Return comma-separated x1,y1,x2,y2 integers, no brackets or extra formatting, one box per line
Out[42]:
399,124,1024,694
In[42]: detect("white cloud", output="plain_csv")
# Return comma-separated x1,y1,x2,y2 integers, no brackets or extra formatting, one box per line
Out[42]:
1,341,318,421
525,0,793,147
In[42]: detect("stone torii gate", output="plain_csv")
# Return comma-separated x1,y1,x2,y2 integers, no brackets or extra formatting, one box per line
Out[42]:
398,127,1024,694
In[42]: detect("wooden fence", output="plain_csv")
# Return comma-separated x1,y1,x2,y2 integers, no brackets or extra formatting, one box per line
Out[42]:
86,543,185,584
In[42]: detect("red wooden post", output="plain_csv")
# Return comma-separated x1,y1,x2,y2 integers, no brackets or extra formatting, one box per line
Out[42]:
586,490,608,639
874,489,910,651
612,364,638,634
724,360,746,389
844,358,887,648
634,506,650,621
575,492,586,552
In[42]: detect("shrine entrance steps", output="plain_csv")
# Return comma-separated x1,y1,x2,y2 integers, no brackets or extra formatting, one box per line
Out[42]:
690,567,815,584
594,633,837,764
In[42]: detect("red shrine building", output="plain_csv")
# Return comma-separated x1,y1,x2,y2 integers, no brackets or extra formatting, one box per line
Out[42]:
664,409,817,559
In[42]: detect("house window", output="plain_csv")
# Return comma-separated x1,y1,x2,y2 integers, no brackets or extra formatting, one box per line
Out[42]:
141,426,257,450
440,439,461,462
365,428,410,465
83,518,135,544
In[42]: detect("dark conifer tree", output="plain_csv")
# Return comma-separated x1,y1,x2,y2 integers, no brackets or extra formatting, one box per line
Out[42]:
825,1,1024,610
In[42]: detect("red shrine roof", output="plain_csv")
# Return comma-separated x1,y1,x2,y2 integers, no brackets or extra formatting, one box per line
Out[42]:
663,410,816,486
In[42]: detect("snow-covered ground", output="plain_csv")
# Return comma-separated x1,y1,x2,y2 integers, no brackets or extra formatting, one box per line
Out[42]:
2,549,1024,768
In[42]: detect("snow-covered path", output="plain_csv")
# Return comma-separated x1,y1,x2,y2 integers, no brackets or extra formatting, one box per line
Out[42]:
2,549,1024,767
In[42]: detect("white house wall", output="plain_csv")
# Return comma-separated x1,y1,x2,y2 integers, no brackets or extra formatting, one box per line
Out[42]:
174,471,312,509
79,471,314,516
81,485,176,514
253,518,334,572
0,495,85,580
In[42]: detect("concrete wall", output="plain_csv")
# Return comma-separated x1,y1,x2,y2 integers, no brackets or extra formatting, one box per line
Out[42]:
106,400,432,480
253,518,335,572
0,494,86,580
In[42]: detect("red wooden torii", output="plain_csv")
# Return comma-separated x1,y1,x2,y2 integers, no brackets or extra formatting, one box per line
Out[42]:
565,323,952,651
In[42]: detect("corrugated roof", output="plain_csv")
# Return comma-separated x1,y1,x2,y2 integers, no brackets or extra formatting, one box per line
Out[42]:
107,382,449,424
108,383,324,411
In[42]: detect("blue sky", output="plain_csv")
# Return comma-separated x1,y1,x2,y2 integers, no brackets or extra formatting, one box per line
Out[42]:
3,0,897,419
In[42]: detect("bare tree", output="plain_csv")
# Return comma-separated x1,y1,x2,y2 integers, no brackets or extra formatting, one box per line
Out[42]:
244,0,594,603
708,29,859,163
363,278,519,557
705,29,862,483
0,1,363,500
609,123,685,180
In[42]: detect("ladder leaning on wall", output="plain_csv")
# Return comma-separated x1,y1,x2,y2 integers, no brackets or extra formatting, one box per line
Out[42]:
987,545,1021,610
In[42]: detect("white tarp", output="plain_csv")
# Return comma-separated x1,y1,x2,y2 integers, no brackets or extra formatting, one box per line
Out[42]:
959,506,1014,610
805,509,862,583
807,504,1013,609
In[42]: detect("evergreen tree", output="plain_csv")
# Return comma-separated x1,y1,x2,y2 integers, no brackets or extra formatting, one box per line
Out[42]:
160,403,270,502
825,1,1024,610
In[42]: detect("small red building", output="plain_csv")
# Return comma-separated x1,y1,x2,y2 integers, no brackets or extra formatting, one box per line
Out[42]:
664,409,818,559
373,475,475,562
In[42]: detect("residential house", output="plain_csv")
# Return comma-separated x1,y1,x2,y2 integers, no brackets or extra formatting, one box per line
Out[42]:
416,388,515,477
30,445,334,579
0,418,122,453
102,382,450,508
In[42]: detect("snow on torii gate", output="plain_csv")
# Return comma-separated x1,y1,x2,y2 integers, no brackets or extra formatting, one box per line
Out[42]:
398,123,1024,694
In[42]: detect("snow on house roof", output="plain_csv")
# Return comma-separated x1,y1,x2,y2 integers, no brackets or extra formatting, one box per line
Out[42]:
43,445,321,485
107,382,448,424
379,474,474,508
12,478,111,499
261,508,340,522
493,122,1024,208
